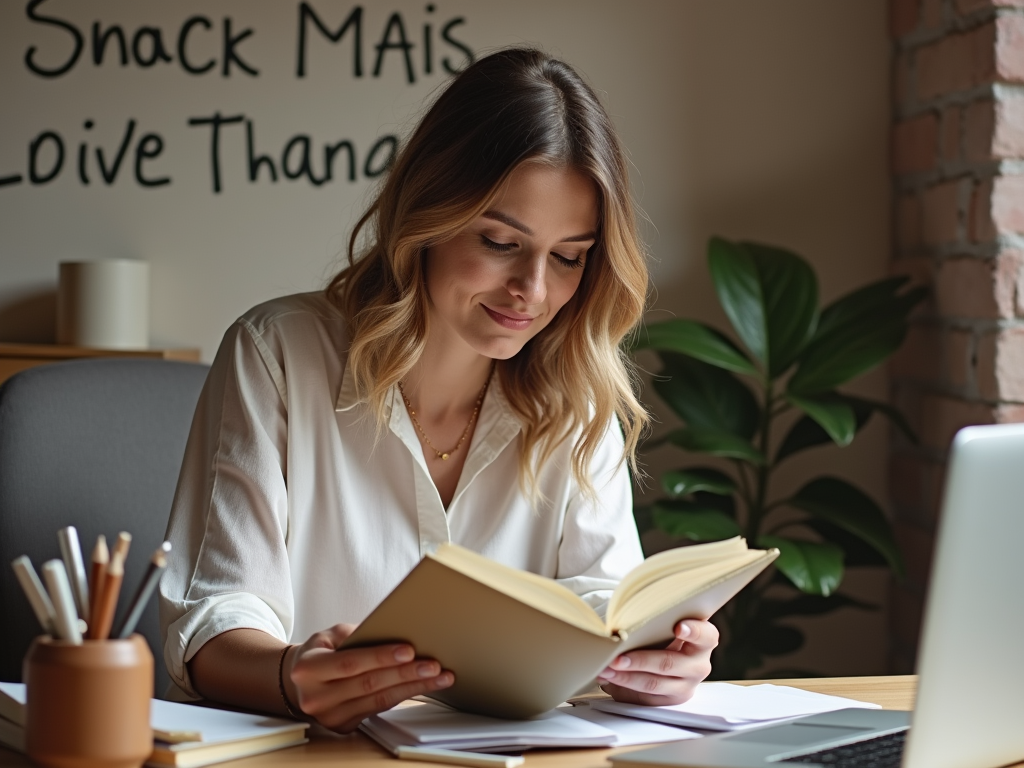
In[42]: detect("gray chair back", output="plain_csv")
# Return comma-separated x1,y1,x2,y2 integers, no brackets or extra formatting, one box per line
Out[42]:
0,358,209,697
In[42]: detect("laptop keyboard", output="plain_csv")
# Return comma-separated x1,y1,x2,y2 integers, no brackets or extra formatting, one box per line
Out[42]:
780,729,907,767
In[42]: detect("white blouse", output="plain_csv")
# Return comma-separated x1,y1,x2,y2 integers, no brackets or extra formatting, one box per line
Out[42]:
159,292,643,698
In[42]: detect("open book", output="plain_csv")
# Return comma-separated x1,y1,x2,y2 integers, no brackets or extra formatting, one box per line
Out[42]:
341,537,778,719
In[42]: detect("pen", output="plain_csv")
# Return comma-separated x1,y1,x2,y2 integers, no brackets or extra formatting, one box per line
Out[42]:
91,549,125,640
41,560,83,644
396,746,525,768
87,535,108,638
57,526,90,621
116,541,171,639
112,531,132,564
11,556,57,635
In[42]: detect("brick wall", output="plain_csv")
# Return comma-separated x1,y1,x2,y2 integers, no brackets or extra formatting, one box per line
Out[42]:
889,0,1024,672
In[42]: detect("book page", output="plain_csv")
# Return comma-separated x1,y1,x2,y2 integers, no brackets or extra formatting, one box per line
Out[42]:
606,537,748,622
432,544,607,635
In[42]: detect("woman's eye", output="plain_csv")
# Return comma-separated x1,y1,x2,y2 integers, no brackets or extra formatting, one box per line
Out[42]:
481,235,516,253
553,253,585,269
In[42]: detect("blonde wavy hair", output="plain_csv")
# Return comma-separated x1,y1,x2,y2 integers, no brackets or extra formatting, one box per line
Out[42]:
326,48,650,497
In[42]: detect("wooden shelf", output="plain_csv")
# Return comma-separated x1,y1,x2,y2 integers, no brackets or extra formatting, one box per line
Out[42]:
0,343,201,385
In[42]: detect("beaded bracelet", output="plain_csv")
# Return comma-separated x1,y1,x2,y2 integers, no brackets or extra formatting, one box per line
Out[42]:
277,644,305,720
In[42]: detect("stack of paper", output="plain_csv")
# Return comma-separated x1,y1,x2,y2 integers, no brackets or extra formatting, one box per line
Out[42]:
588,682,880,731
0,682,308,767
362,701,698,753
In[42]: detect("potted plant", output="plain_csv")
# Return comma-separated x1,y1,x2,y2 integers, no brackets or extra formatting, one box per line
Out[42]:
634,237,926,679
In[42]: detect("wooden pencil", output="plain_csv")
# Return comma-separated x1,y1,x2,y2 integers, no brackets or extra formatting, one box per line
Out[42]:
112,531,132,564
91,550,125,641
87,535,109,640
116,542,171,639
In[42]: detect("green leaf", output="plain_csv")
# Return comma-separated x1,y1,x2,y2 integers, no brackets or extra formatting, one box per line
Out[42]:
759,535,844,596
667,427,765,465
707,238,819,377
635,319,758,377
786,477,904,577
786,394,856,447
788,285,927,394
841,395,918,444
653,501,742,541
802,519,889,568
661,467,736,497
654,353,760,439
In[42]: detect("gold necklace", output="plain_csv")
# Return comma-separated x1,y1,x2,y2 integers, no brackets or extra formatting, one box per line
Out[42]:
397,371,493,460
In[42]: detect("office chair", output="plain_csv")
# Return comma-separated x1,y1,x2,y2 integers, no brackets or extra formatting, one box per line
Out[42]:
0,357,209,697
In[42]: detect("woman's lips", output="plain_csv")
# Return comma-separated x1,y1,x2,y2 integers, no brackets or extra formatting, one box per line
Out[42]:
483,305,534,330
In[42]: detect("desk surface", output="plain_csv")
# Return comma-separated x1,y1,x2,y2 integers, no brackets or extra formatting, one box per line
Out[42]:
3,675,1018,768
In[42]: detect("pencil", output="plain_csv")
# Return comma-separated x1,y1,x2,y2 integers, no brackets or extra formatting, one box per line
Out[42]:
11,556,57,635
91,550,125,641
116,542,171,639
87,535,108,639
112,531,132,564
41,560,83,644
58,526,90,621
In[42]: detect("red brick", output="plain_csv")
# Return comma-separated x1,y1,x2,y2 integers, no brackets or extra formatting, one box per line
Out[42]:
896,194,923,250
935,253,1020,319
992,175,1024,235
922,0,945,29
891,323,944,381
891,0,921,37
993,94,1024,159
922,462,948,522
940,106,961,161
945,328,974,390
921,181,961,245
916,24,996,99
996,14,1024,82
970,178,996,241
996,403,1024,422
964,99,995,160
894,51,913,107
889,454,927,512
977,326,1024,400
889,255,934,285
920,394,994,451
893,114,940,174
894,521,936,589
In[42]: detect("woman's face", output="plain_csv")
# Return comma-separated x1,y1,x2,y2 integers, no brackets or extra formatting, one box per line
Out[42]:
424,163,598,361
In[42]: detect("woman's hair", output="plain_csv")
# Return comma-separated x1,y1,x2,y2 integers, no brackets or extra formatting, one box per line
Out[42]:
326,47,650,498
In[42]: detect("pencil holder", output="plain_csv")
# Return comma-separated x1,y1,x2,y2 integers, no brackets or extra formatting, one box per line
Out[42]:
24,634,153,768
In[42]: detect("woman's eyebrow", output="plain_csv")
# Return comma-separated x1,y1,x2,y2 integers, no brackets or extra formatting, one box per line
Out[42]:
482,210,596,243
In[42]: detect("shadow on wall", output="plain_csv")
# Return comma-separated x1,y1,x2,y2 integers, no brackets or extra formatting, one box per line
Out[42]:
0,289,57,343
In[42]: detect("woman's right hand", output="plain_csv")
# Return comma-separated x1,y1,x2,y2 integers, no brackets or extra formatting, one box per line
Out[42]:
284,623,454,733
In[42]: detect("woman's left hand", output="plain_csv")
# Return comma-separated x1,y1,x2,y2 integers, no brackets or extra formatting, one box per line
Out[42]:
596,619,719,706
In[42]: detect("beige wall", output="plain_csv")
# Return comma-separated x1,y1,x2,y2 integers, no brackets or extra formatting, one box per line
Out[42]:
0,1,892,674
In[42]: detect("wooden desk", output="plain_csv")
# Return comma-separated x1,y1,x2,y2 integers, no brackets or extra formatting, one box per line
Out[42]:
0,343,201,385
0,675,926,768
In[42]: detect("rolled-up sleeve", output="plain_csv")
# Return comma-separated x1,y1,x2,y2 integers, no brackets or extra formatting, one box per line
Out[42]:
555,420,644,618
159,320,293,698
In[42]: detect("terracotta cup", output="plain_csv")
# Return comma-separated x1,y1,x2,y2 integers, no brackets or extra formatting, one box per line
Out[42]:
24,635,153,768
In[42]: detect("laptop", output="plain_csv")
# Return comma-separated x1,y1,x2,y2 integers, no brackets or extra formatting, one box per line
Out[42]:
609,423,1024,768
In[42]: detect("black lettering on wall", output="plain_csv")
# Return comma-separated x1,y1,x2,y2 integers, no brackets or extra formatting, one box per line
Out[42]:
441,17,473,74
324,140,355,182
282,135,326,186
222,17,259,77
178,16,215,74
188,112,244,194
132,26,173,67
95,119,136,184
373,12,414,84
297,3,362,78
247,121,278,182
91,22,127,66
29,130,64,184
0,171,24,187
423,4,435,76
134,133,170,187
24,0,83,78
77,119,93,184
364,134,397,178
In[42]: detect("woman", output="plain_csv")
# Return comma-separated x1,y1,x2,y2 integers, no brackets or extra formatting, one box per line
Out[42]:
160,48,718,734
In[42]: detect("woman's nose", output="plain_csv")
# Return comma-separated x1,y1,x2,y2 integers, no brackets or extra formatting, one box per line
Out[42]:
508,253,547,304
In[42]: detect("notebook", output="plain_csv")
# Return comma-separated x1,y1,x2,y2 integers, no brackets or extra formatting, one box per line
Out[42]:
609,423,1024,768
